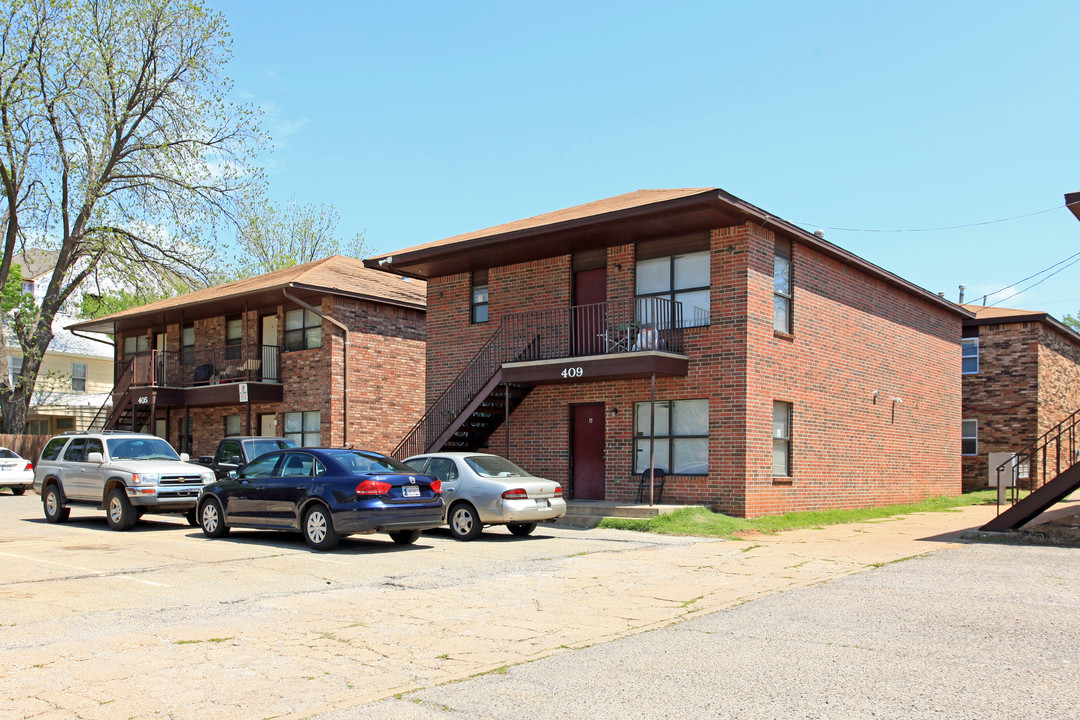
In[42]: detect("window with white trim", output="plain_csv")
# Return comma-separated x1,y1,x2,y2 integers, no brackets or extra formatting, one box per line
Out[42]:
471,269,489,324
633,399,709,474
284,411,321,447
773,401,792,476
962,419,978,456
71,362,87,392
224,414,243,436
8,356,22,386
961,338,978,374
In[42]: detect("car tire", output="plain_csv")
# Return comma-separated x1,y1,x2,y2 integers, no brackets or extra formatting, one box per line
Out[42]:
388,529,421,545
303,503,340,551
200,498,229,538
43,484,69,523
11,486,26,496
106,488,137,531
448,502,482,541
507,522,537,537
184,508,199,527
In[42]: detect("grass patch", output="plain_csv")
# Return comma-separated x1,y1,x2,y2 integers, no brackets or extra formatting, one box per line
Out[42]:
597,490,998,540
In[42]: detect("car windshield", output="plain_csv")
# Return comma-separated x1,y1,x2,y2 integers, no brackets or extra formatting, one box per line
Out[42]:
106,437,181,461
248,439,296,457
464,455,531,478
331,450,414,474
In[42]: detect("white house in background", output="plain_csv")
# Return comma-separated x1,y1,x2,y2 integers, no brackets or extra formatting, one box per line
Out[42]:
8,249,116,434
7,315,114,434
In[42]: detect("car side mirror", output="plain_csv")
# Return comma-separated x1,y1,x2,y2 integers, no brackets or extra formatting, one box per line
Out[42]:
87,451,103,464
229,455,241,465
180,452,190,462
228,470,238,479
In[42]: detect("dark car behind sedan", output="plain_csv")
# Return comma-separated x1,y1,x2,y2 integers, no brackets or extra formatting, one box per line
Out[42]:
197,448,444,550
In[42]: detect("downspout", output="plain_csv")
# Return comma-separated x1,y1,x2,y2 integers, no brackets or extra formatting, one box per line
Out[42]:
283,288,350,447
69,329,115,348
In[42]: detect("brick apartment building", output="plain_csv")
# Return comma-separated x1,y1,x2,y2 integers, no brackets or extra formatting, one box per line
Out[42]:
960,303,1080,491
67,256,426,457
367,188,970,517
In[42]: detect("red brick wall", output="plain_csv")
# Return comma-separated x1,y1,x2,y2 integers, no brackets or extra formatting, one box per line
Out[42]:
117,294,425,458
423,222,962,517
1036,324,1080,435
961,322,1039,490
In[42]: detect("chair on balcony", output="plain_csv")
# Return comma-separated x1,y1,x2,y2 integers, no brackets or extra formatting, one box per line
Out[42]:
193,363,214,383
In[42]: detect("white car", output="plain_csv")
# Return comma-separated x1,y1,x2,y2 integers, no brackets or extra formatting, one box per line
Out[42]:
404,452,566,540
0,448,34,496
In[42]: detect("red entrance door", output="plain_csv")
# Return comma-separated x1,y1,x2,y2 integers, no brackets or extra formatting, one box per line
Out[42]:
572,404,606,500
573,268,607,356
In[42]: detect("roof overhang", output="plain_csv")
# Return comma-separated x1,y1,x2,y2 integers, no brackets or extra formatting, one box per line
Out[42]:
964,310,1080,346
1067,192,1080,223
368,188,971,318
66,282,425,335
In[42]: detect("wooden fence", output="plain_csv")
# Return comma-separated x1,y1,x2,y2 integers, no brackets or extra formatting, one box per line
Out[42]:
0,434,51,462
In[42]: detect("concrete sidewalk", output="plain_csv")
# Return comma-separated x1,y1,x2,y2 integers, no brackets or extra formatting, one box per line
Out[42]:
0,497,1048,720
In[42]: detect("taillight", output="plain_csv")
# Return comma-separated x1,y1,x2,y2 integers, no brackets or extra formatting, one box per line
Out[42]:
25,462,33,472
501,488,528,500
356,479,392,495
429,479,442,493
553,485,562,497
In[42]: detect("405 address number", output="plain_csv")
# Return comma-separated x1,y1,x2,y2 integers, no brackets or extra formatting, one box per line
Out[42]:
561,367,584,379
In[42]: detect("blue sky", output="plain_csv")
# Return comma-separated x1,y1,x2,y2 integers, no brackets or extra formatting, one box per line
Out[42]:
213,1,1080,316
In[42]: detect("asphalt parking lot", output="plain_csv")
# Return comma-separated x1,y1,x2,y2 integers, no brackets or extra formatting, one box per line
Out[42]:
2,491,1078,720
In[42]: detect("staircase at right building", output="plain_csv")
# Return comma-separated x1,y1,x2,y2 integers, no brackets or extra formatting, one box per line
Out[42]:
982,408,1080,531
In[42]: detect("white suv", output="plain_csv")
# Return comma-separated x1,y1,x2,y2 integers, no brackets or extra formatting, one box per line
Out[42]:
33,432,215,531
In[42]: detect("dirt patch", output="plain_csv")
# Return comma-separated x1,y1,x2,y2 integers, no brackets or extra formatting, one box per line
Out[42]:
1016,512,1080,548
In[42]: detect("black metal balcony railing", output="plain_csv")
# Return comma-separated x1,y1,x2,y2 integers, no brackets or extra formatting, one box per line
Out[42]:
394,297,685,458
121,344,283,388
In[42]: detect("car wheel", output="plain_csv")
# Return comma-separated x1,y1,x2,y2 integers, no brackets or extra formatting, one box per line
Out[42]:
507,522,537,537
388,529,421,545
106,488,137,531
448,502,482,541
43,484,69,523
200,498,230,538
303,504,340,551
184,508,199,527
11,486,26,496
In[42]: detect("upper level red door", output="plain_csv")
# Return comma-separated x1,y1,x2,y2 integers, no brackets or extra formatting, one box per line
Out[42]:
573,268,606,356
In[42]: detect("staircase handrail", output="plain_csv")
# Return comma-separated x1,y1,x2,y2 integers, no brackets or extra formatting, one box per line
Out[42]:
995,406,1080,502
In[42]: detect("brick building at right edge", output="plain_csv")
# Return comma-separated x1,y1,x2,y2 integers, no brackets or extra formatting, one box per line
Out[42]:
369,188,970,518
960,303,1080,491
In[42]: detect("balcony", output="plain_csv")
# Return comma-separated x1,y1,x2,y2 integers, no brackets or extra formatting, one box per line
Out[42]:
114,343,284,409
497,296,690,384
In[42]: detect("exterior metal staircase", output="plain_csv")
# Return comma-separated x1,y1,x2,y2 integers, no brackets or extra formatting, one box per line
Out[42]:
982,408,1080,531
86,360,150,433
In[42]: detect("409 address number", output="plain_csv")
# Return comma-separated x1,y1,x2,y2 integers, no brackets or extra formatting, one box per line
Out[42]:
561,367,584,378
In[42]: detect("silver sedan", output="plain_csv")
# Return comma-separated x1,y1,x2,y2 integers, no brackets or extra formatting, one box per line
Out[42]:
403,452,566,540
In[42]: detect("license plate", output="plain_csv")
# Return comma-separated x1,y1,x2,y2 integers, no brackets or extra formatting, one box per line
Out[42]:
536,499,550,509
402,485,420,498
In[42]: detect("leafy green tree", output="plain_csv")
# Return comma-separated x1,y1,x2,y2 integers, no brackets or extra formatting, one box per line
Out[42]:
231,197,371,279
0,0,264,432
1063,313,1080,332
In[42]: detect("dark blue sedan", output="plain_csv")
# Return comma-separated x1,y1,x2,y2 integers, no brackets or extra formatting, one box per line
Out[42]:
196,448,444,551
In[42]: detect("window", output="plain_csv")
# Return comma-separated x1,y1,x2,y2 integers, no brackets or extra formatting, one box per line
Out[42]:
421,457,460,483
225,317,243,360
21,280,33,295
8,356,22,386
471,269,489,324
962,338,978,374
123,335,149,357
41,437,68,460
63,438,87,462
224,414,243,436
962,420,978,456
284,308,322,351
773,401,792,476
178,417,194,455
181,324,195,365
774,240,793,334
635,251,710,327
217,439,243,463
240,453,282,479
633,399,709,474
71,362,87,392
55,417,75,431
284,411,320,447
28,419,52,435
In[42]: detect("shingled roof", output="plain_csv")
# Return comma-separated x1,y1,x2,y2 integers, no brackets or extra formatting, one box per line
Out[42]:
67,255,426,335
